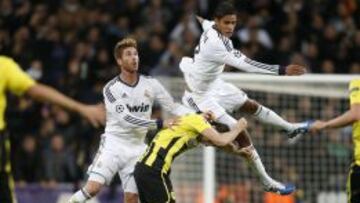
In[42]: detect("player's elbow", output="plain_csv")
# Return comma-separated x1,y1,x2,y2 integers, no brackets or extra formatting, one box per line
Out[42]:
350,107,360,121
213,139,230,147
353,111,360,121
25,83,42,98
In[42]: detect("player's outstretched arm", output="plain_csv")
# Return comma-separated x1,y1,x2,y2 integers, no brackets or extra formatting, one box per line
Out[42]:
152,78,194,116
310,80,360,133
26,83,105,128
310,104,360,133
201,118,247,146
207,40,306,76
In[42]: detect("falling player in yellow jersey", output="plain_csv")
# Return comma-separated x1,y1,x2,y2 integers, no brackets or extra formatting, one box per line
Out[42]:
134,112,295,203
310,79,360,203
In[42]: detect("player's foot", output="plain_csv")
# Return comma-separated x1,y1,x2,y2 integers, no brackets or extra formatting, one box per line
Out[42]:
286,120,314,144
68,197,81,203
264,182,296,195
287,120,314,145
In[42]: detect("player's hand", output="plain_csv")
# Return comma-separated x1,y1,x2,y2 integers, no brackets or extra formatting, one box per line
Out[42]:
163,117,180,130
78,103,106,128
285,64,307,75
309,120,327,133
236,118,248,131
228,141,240,152
228,141,253,156
202,111,215,122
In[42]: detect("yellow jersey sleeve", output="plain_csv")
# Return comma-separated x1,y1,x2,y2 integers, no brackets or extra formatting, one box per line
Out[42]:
187,114,212,133
349,79,360,105
2,56,36,96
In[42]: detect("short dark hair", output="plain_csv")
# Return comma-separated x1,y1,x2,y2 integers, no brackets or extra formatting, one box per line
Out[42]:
214,1,237,19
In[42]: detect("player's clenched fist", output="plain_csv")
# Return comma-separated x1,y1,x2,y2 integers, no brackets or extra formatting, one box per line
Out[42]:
309,120,327,133
236,118,248,131
163,117,180,129
285,64,307,75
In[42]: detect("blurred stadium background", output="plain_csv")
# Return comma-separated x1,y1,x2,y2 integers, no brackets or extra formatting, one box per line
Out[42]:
1,0,359,202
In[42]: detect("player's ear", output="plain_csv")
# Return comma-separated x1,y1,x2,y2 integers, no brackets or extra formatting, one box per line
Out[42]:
115,58,122,66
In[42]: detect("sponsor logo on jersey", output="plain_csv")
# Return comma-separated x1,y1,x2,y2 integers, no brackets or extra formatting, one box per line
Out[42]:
126,103,150,112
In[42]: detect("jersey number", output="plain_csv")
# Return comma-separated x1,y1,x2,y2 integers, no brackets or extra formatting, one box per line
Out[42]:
194,31,209,56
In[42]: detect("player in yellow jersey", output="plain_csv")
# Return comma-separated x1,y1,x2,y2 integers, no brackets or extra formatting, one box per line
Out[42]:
0,56,105,203
134,112,295,203
134,113,246,203
310,79,360,203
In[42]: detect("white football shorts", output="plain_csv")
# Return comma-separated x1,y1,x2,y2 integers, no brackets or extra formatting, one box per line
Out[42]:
182,78,248,119
87,134,146,193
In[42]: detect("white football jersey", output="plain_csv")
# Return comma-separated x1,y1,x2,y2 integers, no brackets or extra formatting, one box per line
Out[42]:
103,75,192,143
180,19,283,94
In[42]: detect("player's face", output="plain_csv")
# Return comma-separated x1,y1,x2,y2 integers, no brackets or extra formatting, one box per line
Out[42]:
117,47,139,73
215,15,237,38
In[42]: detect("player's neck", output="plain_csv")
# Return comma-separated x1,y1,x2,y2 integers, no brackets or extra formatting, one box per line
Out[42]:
119,71,139,86
213,24,229,39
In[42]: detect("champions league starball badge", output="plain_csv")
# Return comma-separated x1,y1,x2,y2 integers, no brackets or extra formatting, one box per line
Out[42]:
116,105,125,113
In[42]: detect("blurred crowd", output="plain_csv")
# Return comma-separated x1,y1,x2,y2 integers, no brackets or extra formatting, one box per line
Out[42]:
0,0,358,190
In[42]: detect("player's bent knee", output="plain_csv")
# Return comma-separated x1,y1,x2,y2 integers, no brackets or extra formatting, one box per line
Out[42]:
237,145,255,159
84,181,103,196
239,99,259,114
124,192,138,203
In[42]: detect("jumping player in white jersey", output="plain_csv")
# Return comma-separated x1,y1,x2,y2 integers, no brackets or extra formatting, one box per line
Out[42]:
180,2,309,193
69,38,193,203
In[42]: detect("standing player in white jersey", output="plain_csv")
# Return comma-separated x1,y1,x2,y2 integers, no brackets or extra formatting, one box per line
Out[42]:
68,38,193,203
180,2,309,193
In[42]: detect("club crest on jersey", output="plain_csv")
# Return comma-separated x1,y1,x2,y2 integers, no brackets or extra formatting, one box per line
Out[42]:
144,90,151,98
121,92,127,98
116,105,125,113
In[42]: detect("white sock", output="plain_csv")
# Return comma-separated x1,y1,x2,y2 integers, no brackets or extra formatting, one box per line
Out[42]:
253,105,294,131
243,145,283,188
69,188,92,203
217,114,283,188
216,113,237,128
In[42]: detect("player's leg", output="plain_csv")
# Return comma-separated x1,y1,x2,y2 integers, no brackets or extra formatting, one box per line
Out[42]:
239,99,311,138
216,81,311,139
69,162,110,203
124,192,138,203
121,174,139,203
120,143,148,203
217,114,295,195
134,163,175,203
69,136,119,203
69,180,103,203
0,132,17,203
0,172,17,203
240,99,293,130
183,91,294,194
347,163,360,203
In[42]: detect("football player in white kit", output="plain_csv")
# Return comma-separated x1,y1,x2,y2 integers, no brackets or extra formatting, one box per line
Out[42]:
180,2,309,194
69,38,193,203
